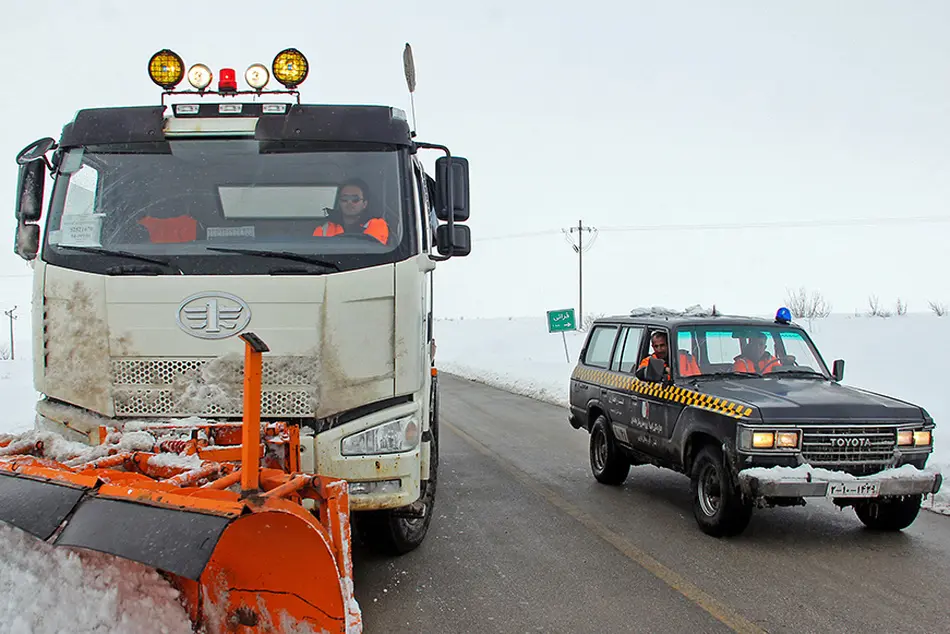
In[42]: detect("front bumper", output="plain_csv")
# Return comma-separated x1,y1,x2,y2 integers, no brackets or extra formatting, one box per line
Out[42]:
35,397,428,512
738,465,943,499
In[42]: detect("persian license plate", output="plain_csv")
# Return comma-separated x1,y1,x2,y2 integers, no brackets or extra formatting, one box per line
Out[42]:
827,481,880,498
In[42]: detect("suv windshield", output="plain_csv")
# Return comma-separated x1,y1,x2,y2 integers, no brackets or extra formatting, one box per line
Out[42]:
674,324,829,379
42,140,414,275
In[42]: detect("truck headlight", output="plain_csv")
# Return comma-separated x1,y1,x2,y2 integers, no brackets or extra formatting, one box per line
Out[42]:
341,415,420,456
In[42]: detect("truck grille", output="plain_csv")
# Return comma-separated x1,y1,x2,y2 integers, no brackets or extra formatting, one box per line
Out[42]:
111,358,317,418
800,426,895,475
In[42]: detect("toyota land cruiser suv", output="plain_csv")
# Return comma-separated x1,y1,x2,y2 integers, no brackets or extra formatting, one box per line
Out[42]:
568,307,942,537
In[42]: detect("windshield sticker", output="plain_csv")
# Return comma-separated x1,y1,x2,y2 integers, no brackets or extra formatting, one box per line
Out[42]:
56,214,104,246
207,226,255,240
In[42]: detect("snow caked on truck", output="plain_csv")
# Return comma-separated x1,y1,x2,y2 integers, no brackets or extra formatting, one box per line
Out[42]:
12,46,471,556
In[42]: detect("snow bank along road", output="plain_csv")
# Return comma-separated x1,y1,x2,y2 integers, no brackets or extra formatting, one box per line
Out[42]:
354,375,950,633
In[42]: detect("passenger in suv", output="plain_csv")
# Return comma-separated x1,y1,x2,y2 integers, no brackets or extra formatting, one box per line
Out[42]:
636,330,700,380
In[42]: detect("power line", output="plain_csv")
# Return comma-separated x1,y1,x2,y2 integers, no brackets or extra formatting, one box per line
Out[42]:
477,215,950,242
598,215,950,233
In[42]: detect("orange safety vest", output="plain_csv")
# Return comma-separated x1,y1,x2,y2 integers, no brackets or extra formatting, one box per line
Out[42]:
138,215,197,243
313,217,389,245
638,351,700,377
733,354,781,374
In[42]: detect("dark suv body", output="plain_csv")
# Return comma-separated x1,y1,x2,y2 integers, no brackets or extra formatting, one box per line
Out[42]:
568,309,942,536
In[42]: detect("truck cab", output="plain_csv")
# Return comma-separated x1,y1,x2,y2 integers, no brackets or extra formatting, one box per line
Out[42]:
12,47,472,554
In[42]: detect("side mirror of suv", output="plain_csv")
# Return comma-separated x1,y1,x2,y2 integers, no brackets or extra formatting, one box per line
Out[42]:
832,359,845,382
644,357,667,383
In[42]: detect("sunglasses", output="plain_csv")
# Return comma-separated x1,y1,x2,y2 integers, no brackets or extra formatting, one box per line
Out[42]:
339,195,364,203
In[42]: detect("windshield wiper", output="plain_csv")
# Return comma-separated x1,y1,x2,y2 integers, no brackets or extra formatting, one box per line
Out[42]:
54,245,177,270
105,264,165,276
205,247,341,272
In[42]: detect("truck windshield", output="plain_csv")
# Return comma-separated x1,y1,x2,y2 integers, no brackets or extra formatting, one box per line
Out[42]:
42,140,415,275
674,325,829,379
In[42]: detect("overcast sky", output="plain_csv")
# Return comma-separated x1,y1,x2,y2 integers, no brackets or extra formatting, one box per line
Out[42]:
1,1,948,321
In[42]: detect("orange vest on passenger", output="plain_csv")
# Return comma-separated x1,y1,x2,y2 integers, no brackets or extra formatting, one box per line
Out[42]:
313,217,389,244
733,354,780,374
138,215,197,243
638,352,700,377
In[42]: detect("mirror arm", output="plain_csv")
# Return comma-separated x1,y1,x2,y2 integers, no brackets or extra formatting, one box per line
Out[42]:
413,140,457,257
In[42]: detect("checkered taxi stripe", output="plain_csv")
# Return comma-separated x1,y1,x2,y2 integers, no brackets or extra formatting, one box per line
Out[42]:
571,367,754,419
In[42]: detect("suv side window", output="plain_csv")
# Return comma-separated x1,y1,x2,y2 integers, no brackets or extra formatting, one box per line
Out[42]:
583,325,618,369
611,326,645,373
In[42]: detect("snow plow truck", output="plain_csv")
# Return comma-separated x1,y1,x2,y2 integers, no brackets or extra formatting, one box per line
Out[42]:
2,46,471,633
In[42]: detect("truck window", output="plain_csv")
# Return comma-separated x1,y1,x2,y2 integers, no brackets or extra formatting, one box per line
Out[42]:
583,325,618,369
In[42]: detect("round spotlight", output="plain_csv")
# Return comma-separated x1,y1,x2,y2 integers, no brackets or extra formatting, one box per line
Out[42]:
272,48,309,89
148,49,185,89
187,63,213,91
245,63,270,90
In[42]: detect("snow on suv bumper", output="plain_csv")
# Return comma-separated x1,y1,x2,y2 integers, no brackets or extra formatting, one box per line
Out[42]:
738,464,943,499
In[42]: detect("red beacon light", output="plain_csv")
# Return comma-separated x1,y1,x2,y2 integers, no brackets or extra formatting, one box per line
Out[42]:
218,68,237,92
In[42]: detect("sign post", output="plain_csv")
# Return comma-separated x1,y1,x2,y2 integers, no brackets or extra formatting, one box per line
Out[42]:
546,308,576,362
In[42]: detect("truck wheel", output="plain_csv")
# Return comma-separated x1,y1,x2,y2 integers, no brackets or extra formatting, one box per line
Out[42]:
853,495,922,531
589,415,630,485
358,377,440,555
690,444,753,537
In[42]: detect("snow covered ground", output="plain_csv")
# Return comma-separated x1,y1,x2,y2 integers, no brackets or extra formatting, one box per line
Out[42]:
0,309,947,632
434,312,950,516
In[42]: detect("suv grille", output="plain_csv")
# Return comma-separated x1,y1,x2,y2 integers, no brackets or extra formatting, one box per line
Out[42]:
800,426,895,475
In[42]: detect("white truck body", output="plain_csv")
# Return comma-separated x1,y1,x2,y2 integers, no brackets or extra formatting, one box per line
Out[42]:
13,48,472,553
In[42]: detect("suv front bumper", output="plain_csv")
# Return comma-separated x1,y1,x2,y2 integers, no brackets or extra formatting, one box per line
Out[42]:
737,464,943,499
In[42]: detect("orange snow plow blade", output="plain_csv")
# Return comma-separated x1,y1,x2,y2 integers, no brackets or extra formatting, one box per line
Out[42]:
0,333,361,633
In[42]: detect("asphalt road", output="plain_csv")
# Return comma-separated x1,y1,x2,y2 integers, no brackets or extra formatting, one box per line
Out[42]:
353,374,950,634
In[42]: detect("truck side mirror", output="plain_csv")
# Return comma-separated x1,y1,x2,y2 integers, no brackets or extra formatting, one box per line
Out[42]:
15,160,45,223
15,223,40,260
436,224,471,257
435,156,469,222
832,359,845,382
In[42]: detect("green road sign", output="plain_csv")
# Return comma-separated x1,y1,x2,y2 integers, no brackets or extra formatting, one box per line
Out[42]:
547,308,576,333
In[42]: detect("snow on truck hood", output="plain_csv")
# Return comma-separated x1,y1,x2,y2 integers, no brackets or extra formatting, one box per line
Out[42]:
38,265,399,419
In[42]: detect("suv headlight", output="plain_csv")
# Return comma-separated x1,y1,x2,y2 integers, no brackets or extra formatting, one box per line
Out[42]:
341,415,420,456
898,429,932,447
738,427,801,451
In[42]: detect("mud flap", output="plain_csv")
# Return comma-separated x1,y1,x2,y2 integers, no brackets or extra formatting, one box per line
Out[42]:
0,472,87,540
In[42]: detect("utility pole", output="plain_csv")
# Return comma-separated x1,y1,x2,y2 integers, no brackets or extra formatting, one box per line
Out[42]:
563,220,597,329
3,306,15,361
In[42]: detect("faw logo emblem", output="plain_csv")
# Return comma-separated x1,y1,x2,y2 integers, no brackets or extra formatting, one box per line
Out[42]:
830,437,872,448
176,292,251,340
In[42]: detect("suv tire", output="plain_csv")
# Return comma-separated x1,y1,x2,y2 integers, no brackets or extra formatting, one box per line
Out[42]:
589,415,630,485
690,444,753,537
853,495,922,531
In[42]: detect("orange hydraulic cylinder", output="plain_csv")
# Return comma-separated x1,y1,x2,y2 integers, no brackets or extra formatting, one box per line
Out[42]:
241,344,263,493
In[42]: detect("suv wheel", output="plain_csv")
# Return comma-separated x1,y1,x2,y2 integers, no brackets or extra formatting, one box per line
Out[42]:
589,415,630,485
690,444,753,537
853,495,922,531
